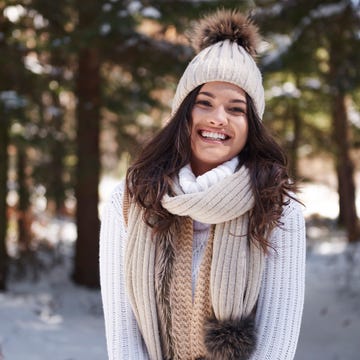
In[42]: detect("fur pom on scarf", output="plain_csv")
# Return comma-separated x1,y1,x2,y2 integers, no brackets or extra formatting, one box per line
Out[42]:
203,315,256,360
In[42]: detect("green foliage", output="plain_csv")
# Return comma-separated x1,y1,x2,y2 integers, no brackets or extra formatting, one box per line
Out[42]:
256,0,360,156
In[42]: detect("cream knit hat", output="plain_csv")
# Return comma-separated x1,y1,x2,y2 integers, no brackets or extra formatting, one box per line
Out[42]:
171,10,265,119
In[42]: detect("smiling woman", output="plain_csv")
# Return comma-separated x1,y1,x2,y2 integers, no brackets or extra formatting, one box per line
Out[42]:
100,9,306,360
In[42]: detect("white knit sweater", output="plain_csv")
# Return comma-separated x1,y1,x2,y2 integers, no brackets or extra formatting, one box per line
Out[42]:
100,164,306,360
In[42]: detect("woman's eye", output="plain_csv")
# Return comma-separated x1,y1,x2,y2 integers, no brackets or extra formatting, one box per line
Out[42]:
195,100,211,107
229,107,246,115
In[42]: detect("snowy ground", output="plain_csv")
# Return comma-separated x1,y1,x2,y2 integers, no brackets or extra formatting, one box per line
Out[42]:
296,226,360,360
0,180,360,360
0,229,106,360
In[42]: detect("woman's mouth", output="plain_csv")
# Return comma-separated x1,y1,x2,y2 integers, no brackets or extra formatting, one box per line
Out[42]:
199,130,230,141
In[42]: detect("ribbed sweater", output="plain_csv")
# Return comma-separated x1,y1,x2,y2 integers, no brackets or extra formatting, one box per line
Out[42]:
100,175,306,359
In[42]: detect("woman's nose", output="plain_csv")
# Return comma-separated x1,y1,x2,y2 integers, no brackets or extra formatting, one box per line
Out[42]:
208,106,228,126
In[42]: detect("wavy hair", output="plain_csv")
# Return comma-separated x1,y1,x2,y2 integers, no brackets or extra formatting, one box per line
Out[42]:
126,85,297,251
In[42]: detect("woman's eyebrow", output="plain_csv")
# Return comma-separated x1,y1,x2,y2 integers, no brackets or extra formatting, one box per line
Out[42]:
229,99,247,105
198,91,215,98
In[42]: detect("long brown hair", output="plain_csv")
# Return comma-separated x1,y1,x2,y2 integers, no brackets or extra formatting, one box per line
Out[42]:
126,84,296,251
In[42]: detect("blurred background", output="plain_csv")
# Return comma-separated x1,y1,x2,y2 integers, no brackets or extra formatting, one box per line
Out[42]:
0,0,360,359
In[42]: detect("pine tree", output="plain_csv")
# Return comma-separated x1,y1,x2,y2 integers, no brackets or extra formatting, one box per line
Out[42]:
256,0,360,241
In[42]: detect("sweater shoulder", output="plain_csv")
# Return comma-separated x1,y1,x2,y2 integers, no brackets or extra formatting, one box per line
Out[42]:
107,179,126,218
268,196,306,249
281,195,305,220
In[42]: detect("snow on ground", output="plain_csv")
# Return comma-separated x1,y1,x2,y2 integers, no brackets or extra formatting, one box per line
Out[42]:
0,225,107,360
0,179,360,359
0,274,106,360
296,245,360,360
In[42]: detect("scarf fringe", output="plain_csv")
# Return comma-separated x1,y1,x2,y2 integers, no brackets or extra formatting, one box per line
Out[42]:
154,224,177,359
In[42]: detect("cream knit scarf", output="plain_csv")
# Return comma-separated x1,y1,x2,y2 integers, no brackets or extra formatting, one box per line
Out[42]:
124,166,265,360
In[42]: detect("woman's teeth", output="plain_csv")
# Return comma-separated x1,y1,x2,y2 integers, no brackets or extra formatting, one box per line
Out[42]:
200,131,227,140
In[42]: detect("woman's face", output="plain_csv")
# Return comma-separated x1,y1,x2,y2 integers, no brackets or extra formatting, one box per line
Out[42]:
190,81,248,176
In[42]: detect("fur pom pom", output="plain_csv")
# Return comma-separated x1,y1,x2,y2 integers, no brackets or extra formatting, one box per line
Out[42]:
203,315,256,360
191,9,260,56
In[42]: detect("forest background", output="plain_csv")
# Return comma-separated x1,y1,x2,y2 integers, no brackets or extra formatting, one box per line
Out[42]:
0,0,360,358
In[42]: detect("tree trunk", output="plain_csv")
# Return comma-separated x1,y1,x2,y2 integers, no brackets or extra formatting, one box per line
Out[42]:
73,46,101,287
0,114,9,291
289,77,303,180
289,100,302,180
331,91,360,242
328,12,360,243
51,136,65,214
49,93,66,214
17,147,31,251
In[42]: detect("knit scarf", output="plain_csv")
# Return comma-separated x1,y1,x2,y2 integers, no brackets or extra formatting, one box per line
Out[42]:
124,166,265,360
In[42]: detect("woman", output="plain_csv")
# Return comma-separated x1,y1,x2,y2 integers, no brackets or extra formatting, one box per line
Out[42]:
100,9,306,360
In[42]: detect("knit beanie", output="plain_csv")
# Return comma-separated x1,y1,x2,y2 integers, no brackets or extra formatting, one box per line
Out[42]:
171,9,265,119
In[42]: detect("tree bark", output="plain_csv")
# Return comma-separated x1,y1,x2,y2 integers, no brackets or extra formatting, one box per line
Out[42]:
331,91,360,242
328,11,360,243
0,114,9,290
51,136,65,214
289,100,302,180
73,46,101,287
49,93,66,214
17,147,31,252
